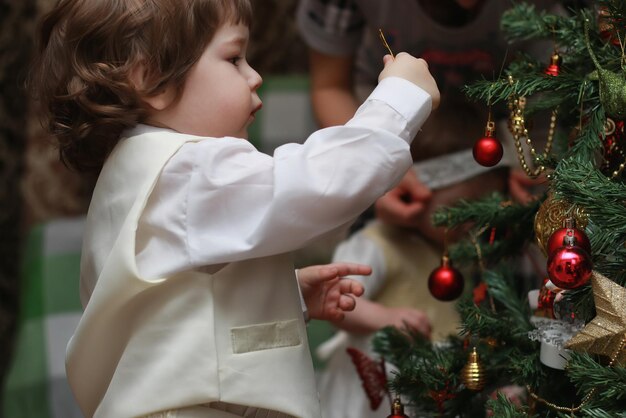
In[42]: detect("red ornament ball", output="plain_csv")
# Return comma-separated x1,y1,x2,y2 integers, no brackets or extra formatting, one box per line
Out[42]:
547,227,591,257
472,136,503,167
428,259,464,301
547,246,593,289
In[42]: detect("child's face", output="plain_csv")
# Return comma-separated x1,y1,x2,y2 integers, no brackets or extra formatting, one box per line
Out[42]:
149,23,262,139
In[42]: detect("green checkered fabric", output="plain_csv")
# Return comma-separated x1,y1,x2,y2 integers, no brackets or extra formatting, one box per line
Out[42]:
248,75,317,152
3,217,85,418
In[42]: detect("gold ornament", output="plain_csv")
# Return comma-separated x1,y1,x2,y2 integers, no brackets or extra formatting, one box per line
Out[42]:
387,398,409,418
507,75,556,178
534,194,588,256
565,271,626,365
461,347,485,391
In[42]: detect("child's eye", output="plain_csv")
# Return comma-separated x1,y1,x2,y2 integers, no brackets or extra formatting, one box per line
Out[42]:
228,56,242,66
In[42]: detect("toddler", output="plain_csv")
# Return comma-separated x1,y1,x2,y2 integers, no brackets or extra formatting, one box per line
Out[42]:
29,0,439,417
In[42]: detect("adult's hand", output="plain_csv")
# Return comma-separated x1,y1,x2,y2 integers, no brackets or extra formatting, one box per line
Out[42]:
374,169,432,227
508,168,547,204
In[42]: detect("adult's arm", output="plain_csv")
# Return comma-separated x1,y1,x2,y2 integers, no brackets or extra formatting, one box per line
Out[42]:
308,49,359,127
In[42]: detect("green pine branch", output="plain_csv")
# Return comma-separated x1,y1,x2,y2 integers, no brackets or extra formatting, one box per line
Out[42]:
487,392,536,418
566,352,626,404
431,193,539,267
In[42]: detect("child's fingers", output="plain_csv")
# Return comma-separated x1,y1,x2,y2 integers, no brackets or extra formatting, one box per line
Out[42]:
338,278,364,297
328,262,372,278
404,320,431,339
297,266,338,284
318,267,339,280
337,294,357,311
298,263,370,287
402,311,432,338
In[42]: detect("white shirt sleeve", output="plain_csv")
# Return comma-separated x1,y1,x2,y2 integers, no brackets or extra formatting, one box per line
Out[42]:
136,77,431,277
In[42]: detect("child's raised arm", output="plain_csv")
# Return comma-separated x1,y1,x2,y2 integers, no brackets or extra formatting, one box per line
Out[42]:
334,298,432,339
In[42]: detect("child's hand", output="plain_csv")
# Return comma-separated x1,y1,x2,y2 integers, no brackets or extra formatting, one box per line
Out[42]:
379,52,440,109
297,263,370,321
384,306,432,339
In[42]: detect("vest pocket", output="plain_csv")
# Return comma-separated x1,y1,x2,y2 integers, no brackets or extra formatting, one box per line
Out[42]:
230,319,301,354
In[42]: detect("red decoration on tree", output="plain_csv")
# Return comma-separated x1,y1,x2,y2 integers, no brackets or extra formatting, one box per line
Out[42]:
547,233,593,289
346,347,388,411
546,219,591,257
546,220,593,289
544,50,562,76
473,121,503,167
473,281,488,305
552,291,577,322
598,6,624,47
428,383,456,415
601,117,626,178
428,255,464,301
537,277,557,318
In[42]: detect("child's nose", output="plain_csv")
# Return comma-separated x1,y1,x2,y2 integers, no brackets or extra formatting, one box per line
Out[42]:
248,68,262,90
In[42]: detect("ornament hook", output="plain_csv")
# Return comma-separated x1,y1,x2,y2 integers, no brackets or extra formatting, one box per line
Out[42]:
378,29,394,59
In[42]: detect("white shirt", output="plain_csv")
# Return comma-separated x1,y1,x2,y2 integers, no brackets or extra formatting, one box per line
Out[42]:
135,77,431,278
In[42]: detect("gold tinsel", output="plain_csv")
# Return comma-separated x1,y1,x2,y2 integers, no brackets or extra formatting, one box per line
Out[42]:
565,271,626,365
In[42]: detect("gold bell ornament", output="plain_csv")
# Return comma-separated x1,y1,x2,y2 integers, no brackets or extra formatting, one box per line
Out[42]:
461,347,486,391
387,397,409,418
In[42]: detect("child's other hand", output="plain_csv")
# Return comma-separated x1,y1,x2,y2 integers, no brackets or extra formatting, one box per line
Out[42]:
297,263,370,322
385,306,432,339
379,52,440,109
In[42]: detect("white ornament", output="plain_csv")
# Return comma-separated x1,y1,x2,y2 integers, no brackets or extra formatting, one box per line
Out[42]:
528,316,584,370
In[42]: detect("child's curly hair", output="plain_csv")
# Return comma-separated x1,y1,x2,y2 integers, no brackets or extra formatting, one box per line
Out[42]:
30,0,252,172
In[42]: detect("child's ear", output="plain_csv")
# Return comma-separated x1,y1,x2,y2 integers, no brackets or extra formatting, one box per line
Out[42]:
129,62,176,110
142,86,177,111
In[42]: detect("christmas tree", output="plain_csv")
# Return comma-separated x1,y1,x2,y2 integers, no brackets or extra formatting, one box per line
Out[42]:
372,1,626,416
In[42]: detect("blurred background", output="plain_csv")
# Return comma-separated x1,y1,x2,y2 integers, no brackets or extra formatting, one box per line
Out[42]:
0,1,324,416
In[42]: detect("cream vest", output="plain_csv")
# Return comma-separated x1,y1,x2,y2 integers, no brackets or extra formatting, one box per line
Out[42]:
67,130,320,418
